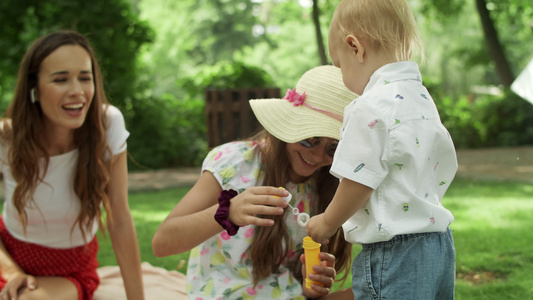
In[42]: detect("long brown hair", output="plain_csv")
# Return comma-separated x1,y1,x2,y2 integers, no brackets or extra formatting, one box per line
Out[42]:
0,30,112,243
247,130,352,286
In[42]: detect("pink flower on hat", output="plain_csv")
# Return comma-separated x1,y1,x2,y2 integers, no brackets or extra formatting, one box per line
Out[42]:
283,88,306,106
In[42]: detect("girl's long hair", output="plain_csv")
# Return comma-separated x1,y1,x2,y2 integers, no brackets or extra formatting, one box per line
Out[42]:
247,130,352,286
1,30,112,243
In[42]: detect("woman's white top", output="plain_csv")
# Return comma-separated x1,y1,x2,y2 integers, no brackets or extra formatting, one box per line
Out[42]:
0,105,129,248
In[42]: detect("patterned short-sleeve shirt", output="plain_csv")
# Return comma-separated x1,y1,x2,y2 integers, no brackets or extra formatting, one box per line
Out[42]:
187,141,317,300
331,61,458,244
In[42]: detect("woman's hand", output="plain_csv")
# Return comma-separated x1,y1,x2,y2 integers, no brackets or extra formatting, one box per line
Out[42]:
300,252,336,299
0,272,37,300
228,186,288,227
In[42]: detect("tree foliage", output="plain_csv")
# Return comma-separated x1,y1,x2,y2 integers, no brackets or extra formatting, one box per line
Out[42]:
421,0,533,87
0,0,154,112
1,0,532,168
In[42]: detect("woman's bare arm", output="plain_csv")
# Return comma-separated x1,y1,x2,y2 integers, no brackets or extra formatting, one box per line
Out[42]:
107,151,145,300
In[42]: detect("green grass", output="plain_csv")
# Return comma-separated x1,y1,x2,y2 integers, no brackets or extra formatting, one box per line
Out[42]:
97,188,191,273
445,179,533,299
98,178,533,299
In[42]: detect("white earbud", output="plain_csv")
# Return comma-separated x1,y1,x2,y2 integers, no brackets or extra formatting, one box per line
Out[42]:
30,88,36,103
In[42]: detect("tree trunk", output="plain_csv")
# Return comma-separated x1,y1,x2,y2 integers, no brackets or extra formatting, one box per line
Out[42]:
312,0,328,65
475,0,514,87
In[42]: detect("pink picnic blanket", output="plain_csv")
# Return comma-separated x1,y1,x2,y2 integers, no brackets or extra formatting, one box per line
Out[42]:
93,262,189,300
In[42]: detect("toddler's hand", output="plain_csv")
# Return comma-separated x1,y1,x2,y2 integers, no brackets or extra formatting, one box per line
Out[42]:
306,213,336,245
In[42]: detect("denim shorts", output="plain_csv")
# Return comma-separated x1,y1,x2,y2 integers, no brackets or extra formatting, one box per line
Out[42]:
352,228,455,300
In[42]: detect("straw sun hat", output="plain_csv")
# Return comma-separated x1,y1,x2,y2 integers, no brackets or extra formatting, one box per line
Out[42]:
249,65,357,143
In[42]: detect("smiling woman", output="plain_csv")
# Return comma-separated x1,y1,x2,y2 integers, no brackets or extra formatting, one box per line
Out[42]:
0,30,144,300
36,44,95,154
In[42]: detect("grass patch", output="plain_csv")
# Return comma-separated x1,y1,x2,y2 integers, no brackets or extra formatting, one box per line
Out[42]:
446,179,533,299
98,178,533,298
97,188,191,273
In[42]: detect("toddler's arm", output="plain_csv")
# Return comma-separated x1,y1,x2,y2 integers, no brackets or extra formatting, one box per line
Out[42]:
307,178,373,244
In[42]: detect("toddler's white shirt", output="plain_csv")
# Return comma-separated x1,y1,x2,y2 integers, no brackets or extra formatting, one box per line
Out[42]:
331,61,458,244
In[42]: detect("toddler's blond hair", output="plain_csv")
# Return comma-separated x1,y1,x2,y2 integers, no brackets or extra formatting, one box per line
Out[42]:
331,0,424,62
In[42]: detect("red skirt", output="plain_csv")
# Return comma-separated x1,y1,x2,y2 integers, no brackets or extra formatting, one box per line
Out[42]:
0,218,100,300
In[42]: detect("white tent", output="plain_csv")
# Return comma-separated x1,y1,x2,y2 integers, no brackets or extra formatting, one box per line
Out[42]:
511,58,533,105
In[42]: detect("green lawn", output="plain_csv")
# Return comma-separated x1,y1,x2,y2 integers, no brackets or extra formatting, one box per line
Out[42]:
97,178,533,299
97,188,191,273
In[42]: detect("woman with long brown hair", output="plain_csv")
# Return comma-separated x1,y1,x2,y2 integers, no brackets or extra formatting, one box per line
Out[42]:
0,30,144,300
152,65,356,299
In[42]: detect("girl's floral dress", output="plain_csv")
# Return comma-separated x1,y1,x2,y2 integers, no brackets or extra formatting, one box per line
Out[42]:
186,141,318,300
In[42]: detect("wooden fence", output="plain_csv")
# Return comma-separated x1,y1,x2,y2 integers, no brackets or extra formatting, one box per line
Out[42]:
205,87,281,148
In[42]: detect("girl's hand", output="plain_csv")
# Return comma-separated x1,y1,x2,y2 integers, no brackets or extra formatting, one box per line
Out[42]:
0,272,37,300
228,186,288,227
300,252,337,299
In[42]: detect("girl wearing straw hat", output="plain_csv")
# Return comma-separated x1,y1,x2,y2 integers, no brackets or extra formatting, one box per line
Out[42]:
153,65,356,299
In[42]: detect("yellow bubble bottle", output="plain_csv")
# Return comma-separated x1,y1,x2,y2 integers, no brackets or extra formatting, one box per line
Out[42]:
302,236,323,289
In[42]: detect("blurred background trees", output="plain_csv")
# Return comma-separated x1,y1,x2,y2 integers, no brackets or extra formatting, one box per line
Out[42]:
1,0,532,169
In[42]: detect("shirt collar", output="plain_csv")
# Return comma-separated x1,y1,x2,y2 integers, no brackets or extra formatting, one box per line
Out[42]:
364,61,422,94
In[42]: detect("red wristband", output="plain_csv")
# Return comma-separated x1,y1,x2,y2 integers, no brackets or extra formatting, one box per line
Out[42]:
214,189,239,236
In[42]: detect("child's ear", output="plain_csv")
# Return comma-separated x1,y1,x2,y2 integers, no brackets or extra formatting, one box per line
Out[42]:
346,35,364,63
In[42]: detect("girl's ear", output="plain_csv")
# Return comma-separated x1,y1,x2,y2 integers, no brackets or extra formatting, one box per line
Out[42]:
346,35,365,64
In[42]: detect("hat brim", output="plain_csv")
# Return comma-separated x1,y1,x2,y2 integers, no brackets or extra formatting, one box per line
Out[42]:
250,99,343,143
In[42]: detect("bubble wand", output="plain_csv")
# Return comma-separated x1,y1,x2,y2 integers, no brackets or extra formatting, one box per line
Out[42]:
280,191,310,228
